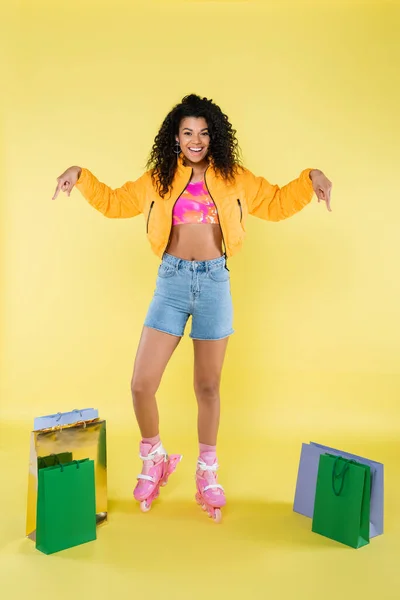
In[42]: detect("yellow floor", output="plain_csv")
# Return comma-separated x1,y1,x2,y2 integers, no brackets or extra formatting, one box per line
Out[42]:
0,422,398,600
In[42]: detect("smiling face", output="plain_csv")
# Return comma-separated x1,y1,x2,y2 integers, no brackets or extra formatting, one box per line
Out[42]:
176,117,210,167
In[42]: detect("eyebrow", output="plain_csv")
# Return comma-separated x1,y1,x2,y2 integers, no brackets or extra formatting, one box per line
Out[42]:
182,128,209,132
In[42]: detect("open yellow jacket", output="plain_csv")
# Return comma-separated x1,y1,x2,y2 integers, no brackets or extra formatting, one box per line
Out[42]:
75,156,314,258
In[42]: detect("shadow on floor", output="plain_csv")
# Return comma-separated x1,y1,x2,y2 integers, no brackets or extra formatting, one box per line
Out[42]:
107,495,341,551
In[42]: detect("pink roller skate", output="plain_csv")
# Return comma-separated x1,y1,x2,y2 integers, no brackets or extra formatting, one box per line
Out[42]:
134,441,182,513
195,454,226,524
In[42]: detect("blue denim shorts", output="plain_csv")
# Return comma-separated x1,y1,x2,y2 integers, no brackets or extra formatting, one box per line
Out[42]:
144,253,234,340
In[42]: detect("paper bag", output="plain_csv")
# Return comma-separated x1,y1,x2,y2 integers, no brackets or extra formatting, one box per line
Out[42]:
312,454,371,548
36,458,97,554
26,419,107,540
293,441,383,537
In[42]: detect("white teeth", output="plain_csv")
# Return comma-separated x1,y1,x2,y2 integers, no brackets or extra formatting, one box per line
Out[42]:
189,148,202,152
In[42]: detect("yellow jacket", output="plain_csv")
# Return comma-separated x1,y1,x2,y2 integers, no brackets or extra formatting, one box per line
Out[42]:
75,156,314,258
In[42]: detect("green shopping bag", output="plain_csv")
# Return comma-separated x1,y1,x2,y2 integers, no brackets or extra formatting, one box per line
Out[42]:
312,454,371,548
36,458,96,554
38,452,73,469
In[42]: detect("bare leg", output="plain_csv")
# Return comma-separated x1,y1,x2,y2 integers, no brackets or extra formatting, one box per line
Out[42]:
193,338,229,446
131,326,181,438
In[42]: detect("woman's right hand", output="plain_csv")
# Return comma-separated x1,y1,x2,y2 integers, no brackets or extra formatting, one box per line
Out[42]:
52,166,82,200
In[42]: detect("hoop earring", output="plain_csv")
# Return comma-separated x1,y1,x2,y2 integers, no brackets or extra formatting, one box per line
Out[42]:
174,142,181,155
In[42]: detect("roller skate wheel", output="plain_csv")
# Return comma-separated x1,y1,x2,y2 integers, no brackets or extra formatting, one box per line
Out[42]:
140,500,151,513
213,509,222,524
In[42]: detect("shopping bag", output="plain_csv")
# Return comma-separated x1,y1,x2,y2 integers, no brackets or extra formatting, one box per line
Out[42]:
293,441,383,537
33,408,98,431
38,452,73,469
36,458,96,554
26,418,107,539
312,454,371,548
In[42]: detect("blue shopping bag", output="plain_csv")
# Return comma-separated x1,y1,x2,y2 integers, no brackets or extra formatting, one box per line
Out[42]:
33,408,98,431
293,442,384,538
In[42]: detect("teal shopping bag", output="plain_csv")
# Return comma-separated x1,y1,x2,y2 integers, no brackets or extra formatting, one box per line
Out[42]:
36,458,96,554
312,454,371,548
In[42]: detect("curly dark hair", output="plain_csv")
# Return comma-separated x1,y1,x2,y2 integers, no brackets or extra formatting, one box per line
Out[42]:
146,94,241,198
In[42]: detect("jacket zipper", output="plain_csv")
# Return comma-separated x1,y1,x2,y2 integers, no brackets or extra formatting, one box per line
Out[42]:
204,168,228,264
237,198,243,222
163,169,193,253
146,201,154,233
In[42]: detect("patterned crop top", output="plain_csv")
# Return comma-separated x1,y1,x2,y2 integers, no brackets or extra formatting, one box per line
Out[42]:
172,180,219,225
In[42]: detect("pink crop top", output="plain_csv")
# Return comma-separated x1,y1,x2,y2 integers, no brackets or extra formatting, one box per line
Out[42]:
172,180,219,225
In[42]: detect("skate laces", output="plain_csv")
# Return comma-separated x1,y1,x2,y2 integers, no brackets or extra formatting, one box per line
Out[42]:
197,458,224,493
137,443,167,483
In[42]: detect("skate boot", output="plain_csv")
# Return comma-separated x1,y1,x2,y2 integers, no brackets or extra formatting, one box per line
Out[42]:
195,453,226,523
134,441,182,512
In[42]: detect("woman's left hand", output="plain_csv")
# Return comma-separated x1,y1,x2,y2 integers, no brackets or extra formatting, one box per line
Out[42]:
310,169,332,212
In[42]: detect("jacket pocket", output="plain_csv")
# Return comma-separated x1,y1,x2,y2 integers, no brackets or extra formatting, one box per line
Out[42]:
237,198,246,231
146,201,154,233
237,199,243,222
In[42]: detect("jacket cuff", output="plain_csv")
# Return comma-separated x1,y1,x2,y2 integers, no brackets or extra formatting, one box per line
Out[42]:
75,167,90,189
300,168,315,199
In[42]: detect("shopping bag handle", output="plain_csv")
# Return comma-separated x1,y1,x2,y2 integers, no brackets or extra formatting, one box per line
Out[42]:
49,455,81,471
48,456,82,472
55,409,83,422
331,456,357,496
49,453,65,472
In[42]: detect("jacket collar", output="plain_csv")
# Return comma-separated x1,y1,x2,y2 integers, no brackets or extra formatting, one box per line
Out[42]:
166,154,216,201
176,153,215,175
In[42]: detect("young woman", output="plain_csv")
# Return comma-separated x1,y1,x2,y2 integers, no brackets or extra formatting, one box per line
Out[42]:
53,94,332,523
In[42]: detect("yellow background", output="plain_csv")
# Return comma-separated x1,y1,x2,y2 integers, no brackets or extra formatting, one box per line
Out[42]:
1,1,400,598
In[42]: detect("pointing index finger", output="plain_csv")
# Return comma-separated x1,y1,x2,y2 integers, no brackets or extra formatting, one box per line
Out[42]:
52,180,62,200
326,188,332,212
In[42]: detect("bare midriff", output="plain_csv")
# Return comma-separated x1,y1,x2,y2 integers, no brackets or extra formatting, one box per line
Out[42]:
166,224,223,261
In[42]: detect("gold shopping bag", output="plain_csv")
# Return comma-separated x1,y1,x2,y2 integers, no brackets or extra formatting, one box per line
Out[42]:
26,419,107,540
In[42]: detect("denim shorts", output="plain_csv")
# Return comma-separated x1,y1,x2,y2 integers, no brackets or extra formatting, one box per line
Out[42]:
144,253,234,341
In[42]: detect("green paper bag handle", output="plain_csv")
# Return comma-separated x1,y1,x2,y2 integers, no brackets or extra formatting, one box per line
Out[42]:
49,453,64,472
38,453,65,470
331,456,358,496
60,460,81,471
47,456,81,473
332,457,349,496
